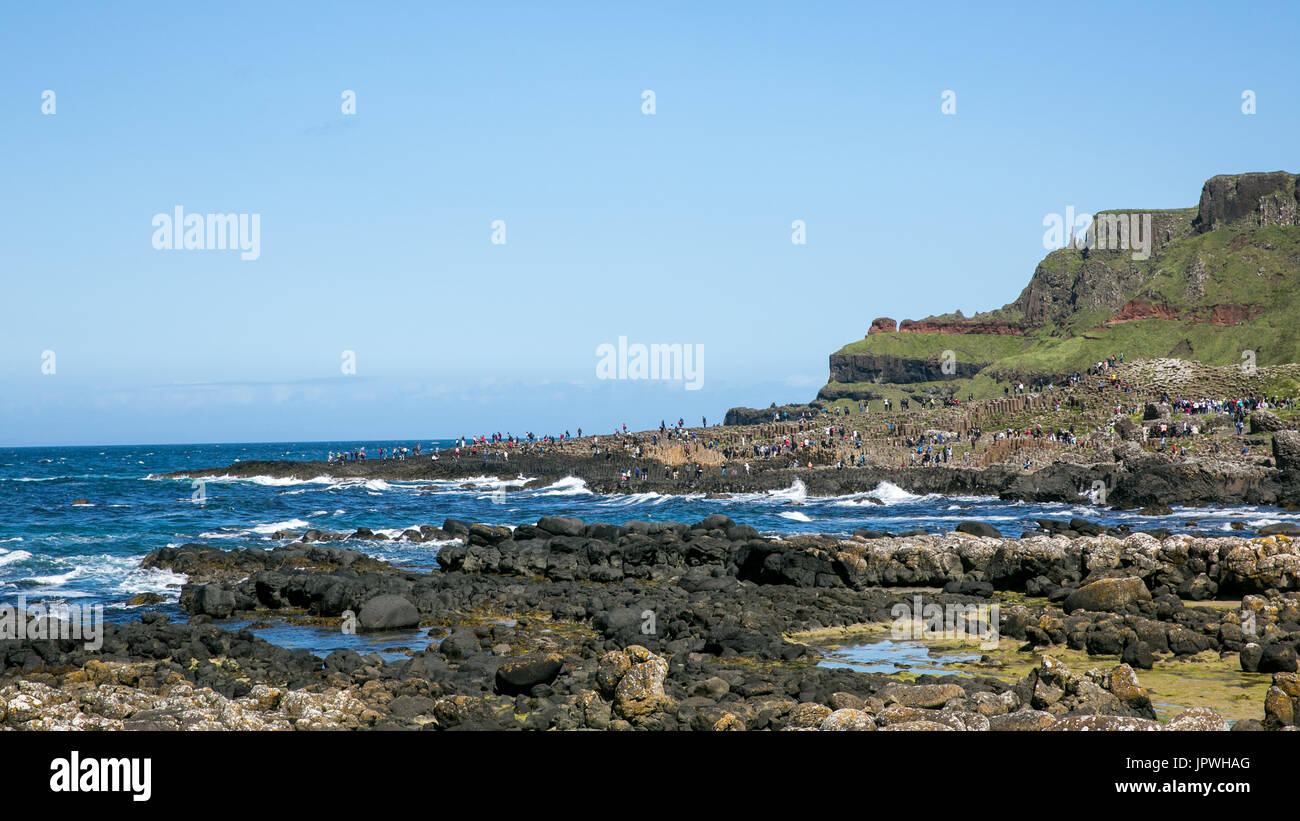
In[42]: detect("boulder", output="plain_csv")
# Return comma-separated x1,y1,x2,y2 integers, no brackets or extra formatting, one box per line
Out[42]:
356,595,420,631
494,655,564,695
1165,708,1229,731
1263,673,1300,729
819,708,875,731
1258,643,1298,674
612,646,673,720
1106,664,1151,712
1240,643,1264,672
1255,522,1300,537
786,702,834,728
878,683,965,709
955,521,1001,539
1272,430,1300,473
436,629,481,659
537,516,585,537
988,709,1056,731
1047,715,1161,731
1063,577,1151,613
1250,409,1287,433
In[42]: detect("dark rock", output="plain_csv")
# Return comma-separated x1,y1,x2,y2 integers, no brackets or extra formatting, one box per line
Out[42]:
1122,641,1155,670
1259,644,1298,674
1256,522,1300,537
537,516,585,537
437,629,480,659
1240,643,1264,672
356,594,420,630
955,521,1000,539
495,656,564,695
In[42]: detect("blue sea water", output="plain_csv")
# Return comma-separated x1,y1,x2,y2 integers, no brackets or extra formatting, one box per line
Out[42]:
2,440,1297,657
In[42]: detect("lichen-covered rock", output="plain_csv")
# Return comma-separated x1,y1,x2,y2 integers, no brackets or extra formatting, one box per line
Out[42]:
989,709,1056,731
1104,664,1152,712
1165,708,1228,731
786,702,834,728
595,650,632,697
1264,672,1300,729
878,682,965,709
880,720,954,731
611,646,673,720
820,708,875,731
712,713,746,731
576,690,612,730
1047,715,1161,731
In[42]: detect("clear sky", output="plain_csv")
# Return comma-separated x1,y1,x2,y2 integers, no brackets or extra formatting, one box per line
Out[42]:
3,1,1298,446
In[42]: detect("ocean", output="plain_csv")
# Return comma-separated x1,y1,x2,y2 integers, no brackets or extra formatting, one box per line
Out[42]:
3,440,1297,657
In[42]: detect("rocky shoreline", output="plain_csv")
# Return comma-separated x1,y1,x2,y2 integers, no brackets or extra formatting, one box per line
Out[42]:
161,426,1300,510
4,514,1298,730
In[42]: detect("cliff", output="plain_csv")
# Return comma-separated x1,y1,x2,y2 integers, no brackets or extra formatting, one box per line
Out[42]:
811,171,1300,403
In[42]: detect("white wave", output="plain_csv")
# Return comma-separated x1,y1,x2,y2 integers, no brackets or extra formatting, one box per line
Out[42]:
176,473,337,487
865,481,920,505
251,519,310,535
534,476,592,497
116,566,188,597
20,569,80,586
370,527,423,541
711,477,809,506
0,550,33,566
0,537,23,543
778,511,813,522
830,481,921,507
448,474,535,490
601,491,669,506
770,478,808,504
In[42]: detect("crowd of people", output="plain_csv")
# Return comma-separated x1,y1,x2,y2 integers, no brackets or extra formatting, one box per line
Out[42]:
315,350,1299,480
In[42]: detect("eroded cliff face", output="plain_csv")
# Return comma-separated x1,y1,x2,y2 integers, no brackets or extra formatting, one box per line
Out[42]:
807,172,1300,403
1193,172,1300,233
828,352,983,384
1012,255,1154,328
898,319,1023,335
1104,301,1265,326
1009,208,1198,329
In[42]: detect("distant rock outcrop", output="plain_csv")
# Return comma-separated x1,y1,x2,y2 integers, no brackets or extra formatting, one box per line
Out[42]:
868,317,897,334
1193,171,1300,233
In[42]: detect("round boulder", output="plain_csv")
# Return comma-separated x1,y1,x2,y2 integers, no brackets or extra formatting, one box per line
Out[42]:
357,594,420,630
495,655,564,695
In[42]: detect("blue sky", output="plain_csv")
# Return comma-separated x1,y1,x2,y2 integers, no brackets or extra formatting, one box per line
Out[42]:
2,1,1298,446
